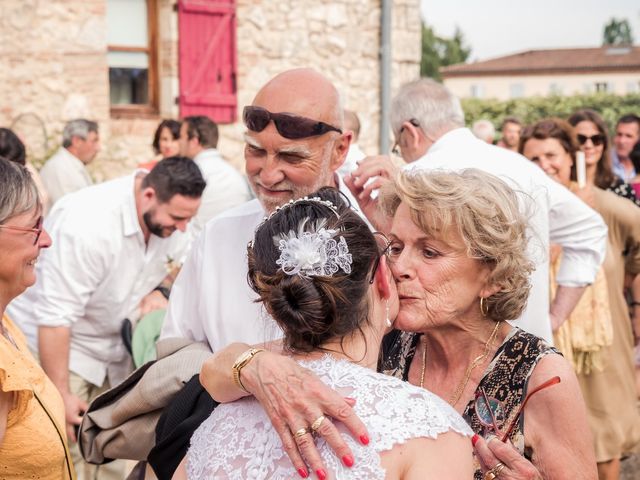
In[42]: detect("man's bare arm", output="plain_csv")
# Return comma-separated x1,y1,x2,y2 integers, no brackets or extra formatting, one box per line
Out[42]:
39,326,88,441
550,285,586,331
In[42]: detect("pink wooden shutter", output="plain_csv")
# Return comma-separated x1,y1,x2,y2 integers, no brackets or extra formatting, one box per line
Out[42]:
178,0,237,123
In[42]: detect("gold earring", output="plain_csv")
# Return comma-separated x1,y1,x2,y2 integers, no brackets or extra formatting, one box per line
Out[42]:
480,297,489,317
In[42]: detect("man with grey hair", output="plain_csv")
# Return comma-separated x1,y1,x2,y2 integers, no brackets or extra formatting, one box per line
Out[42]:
39,119,100,209
471,119,496,144
347,78,607,343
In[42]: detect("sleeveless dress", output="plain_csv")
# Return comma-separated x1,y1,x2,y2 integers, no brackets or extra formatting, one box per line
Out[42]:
186,355,472,479
381,327,559,480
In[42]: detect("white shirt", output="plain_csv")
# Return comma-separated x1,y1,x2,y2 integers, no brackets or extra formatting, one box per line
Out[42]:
39,147,93,209
408,128,607,342
160,176,366,350
191,149,252,238
7,173,192,386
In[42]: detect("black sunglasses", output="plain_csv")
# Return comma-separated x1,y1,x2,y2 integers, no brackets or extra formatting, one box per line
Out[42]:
243,106,343,140
576,133,605,147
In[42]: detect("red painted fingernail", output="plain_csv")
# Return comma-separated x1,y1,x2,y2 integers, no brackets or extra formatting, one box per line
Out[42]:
359,434,369,445
471,434,480,447
342,454,354,467
316,469,326,480
344,396,356,403
297,467,308,478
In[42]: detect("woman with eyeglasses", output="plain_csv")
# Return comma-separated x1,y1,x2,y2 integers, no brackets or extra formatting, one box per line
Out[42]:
520,118,640,480
568,109,640,208
0,157,75,478
174,187,474,479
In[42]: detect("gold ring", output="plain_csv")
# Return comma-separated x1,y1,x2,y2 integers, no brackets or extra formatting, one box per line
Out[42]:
484,462,505,480
293,427,309,438
311,415,326,432
492,462,505,476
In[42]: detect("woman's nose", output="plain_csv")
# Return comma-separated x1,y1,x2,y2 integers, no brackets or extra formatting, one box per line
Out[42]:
39,229,52,249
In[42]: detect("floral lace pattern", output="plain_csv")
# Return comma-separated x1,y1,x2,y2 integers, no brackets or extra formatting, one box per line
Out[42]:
186,355,472,479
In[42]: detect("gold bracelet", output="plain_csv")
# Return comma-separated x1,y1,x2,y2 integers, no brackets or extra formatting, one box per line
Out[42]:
232,348,265,393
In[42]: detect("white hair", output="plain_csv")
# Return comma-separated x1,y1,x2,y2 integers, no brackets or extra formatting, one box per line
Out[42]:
390,79,465,139
0,158,39,223
471,119,496,143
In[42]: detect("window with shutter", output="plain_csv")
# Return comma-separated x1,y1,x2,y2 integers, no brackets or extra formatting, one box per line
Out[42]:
107,0,159,116
178,0,237,123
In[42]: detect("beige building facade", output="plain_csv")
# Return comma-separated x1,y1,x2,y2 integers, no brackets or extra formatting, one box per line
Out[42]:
0,0,421,181
445,71,640,101
442,47,640,101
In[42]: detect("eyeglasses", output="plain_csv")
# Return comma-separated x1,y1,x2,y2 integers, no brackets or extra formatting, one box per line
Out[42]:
576,133,605,147
475,376,560,442
0,216,44,245
391,118,421,156
243,106,343,140
369,232,392,284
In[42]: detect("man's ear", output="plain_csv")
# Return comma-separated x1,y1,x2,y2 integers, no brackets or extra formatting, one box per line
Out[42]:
403,122,423,151
69,135,83,151
140,186,157,208
329,131,353,172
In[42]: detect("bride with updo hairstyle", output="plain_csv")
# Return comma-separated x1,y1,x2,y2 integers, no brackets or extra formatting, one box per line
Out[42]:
176,187,473,480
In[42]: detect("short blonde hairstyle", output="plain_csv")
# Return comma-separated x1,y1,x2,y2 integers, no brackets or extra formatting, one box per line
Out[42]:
380,168,533,321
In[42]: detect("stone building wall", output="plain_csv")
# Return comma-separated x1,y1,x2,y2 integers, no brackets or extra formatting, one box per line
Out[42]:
0,0,421,181
0,0,110,172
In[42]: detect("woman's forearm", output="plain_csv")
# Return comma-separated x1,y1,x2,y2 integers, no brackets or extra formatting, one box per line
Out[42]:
199,343,252,403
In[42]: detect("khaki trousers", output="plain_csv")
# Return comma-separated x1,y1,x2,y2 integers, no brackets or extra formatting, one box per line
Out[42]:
69,372,126,480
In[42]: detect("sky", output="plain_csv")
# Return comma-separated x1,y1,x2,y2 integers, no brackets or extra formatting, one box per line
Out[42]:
420,0,640,61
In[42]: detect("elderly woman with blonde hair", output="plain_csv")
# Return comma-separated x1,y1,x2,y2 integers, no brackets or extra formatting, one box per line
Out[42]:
199,168,597,480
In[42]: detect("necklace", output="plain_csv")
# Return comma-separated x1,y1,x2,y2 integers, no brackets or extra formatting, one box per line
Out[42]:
420,321,502,406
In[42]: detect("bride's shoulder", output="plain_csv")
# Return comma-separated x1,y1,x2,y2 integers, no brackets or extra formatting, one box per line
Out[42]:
301,356,472,442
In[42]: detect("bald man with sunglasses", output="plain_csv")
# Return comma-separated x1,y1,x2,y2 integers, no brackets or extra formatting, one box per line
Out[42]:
161,69,359,346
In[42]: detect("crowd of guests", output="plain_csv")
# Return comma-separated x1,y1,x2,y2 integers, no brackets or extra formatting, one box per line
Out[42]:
0,68,639,480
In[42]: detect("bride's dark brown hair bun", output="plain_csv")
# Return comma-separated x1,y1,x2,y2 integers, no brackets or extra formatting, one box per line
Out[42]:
247,187,379,352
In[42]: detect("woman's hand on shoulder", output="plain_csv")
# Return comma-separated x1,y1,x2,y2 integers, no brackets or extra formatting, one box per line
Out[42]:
201,345,371,479
240,351,370,478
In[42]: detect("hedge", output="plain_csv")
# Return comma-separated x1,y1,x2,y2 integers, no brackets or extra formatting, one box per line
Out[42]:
461,93,640,133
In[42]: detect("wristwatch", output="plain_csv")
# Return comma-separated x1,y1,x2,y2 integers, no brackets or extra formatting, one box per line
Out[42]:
153,285,171,299
232,348,265,393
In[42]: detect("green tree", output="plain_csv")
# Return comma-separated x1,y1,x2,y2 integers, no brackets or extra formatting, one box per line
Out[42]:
421,24,471,80
603,18,634,46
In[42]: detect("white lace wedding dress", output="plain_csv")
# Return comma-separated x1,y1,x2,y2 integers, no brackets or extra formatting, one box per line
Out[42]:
186,355,472,479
